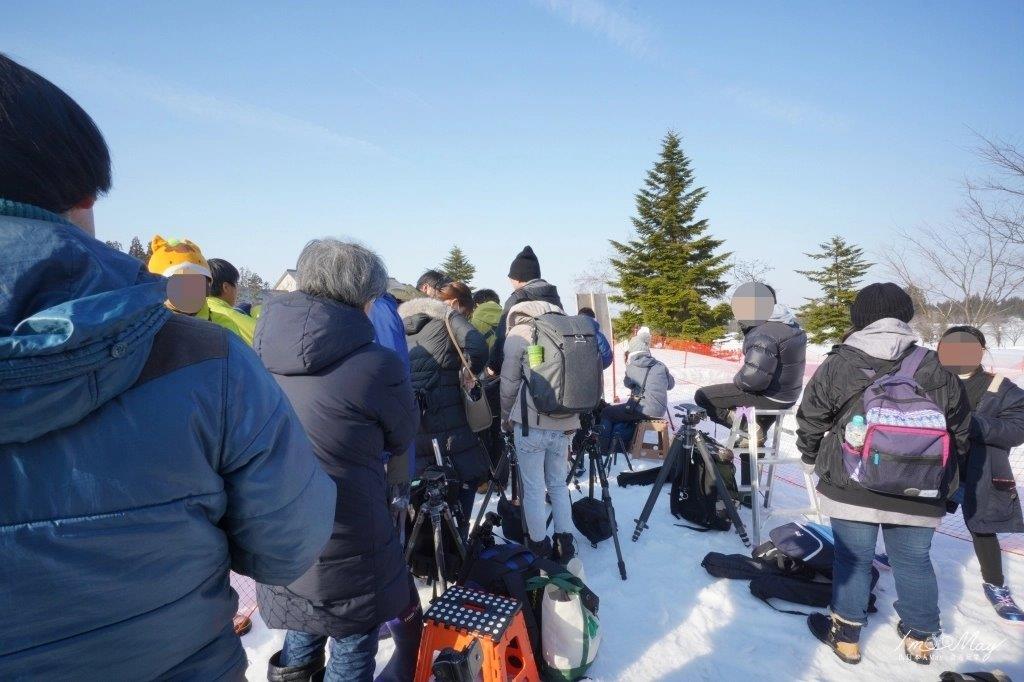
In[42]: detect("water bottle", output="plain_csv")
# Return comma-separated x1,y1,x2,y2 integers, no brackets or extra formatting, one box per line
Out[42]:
845,415,867,449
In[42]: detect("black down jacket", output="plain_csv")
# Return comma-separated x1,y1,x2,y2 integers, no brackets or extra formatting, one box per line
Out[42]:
399,298,490,484
797,343,971,519
962,373,1024,534
734,305,807,405
253,291,419,637
487,279,562,373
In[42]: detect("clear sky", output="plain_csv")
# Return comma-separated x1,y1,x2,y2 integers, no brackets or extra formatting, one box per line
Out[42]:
3,1,1022,305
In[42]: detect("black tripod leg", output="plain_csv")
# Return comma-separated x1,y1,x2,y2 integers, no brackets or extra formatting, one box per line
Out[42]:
694,433,751,548
404,507,428,564
594,452,628,580
442,507,468,562
631,436,683,542
432,515,446,594
474,446,510,532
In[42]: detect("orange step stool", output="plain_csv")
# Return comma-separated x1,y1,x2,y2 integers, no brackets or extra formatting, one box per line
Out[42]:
630,419,670,460
414,585,541,682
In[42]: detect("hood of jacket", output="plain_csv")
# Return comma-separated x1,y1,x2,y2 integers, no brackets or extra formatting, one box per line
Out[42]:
472,301,502,329
507,299,563,328
743,303,800,333
842,318,917,361
768,303,799,326
0,202,169,444
518,279,561,303
255,290,375,375
398,296,451,335
629,352,657,369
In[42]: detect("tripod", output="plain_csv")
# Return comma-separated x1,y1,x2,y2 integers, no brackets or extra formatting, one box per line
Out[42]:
405,469,468,597
566,422,628,580
631,403,750,548
472,432,520,534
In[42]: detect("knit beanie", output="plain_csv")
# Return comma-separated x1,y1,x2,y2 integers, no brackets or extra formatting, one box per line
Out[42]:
850,282,915,329
148,236,211,278
508,245,541,282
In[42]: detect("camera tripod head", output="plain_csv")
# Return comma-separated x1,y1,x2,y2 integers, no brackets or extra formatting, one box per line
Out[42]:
673,402,707,427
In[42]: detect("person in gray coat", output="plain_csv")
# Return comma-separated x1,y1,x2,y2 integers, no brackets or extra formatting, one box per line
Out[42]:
597,335,676,454
695,284,807,444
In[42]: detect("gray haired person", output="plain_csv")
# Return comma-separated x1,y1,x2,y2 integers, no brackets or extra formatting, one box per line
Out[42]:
254,238,422,682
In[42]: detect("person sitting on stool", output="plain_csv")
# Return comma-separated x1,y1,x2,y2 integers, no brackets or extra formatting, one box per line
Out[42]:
598,334,675,455
694,282,806,474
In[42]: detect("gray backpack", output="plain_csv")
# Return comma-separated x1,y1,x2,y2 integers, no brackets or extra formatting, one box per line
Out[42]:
520,312,603,434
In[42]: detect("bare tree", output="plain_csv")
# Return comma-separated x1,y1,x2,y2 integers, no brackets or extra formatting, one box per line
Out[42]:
729,257,775,286
883,220,1024,329
573,258,615,294
1004,317,1024,346
964,133,1024,244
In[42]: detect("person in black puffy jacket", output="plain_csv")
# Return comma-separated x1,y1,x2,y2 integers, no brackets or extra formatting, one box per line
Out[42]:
695,283,807,444
399,294,490,535
939,325,1024,623
255,239,421,682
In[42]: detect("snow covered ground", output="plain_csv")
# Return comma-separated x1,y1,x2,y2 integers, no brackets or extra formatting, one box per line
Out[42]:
242,347,1024,681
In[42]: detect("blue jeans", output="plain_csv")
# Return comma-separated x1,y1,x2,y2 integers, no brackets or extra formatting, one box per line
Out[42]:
282,628,379,682
830,518,940,637
514,426,573,542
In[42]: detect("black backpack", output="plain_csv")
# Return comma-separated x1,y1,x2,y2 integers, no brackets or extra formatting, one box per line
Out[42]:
670,446,738,532
571,497,613,547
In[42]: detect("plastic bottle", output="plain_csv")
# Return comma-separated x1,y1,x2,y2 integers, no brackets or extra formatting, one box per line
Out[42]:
845,415,867,449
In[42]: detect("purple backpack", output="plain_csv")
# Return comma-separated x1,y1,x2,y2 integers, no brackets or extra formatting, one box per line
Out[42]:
841,347,951,498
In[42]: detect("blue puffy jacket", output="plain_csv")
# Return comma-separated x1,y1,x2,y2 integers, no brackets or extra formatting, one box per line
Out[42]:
370,293,416,484
0,201,336,681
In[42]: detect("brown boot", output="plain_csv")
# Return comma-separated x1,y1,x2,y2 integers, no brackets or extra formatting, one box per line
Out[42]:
897,621,936,665
807,611,862,664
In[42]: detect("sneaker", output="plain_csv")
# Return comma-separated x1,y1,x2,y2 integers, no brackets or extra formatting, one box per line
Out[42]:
807,611,861,664
896,621,936,665
983,583,1024,623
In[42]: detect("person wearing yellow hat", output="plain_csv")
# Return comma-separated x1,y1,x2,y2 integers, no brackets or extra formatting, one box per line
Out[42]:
148,236,256,346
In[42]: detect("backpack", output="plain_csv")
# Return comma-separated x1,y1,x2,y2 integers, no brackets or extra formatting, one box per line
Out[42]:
571,497,613,547
670,443,739,532
754,522,834,578
520,312,602,434
841,347,952,498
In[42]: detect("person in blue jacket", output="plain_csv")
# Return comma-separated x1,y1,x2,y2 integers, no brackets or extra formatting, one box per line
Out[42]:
0,53,335,680
578,306,614,369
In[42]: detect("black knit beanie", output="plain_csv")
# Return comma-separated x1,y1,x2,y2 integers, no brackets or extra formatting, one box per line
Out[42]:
508,245,541,281
850,282,915,329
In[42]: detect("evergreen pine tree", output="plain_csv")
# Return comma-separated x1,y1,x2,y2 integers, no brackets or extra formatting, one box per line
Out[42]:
127,236,149,263
609,132,732,342
797,235,873,343
104,240,123,252
440,245,476,284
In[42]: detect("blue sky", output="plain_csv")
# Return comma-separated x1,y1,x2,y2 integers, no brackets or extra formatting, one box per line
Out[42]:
3,1,1022,305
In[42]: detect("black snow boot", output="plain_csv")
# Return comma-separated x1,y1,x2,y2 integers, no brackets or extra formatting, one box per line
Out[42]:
267,650,326,682
807,611,862,664
553,532,577,565
527,536,553,560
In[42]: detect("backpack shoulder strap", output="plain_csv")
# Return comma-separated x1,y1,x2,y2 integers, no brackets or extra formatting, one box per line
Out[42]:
894,345,929,379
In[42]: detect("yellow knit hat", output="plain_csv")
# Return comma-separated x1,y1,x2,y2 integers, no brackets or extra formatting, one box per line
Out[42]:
147,236,212,278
